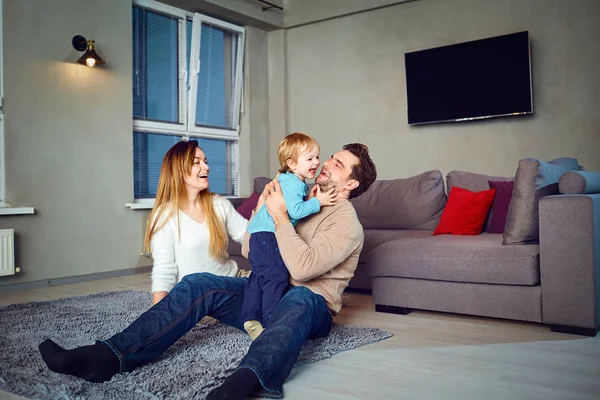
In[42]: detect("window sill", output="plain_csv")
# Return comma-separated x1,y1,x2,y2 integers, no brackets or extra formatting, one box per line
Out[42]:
0,206,35,216
126,201,154,210
125,196,240,211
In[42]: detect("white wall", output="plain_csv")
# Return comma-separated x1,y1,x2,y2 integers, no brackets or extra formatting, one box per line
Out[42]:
0,0,269,286
281,0,600,179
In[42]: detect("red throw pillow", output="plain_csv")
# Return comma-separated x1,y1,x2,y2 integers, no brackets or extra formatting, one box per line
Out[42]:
434,186,496,236
236,192,261,220
487,180,514,234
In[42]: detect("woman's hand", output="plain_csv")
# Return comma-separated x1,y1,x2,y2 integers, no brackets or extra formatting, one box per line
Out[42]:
152,291,168,305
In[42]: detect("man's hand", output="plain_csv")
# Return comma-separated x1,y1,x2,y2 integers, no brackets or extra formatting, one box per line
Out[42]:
265,180,290,229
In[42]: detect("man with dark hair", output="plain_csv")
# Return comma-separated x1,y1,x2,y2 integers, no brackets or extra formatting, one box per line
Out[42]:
342,143,378,199
39,144,377,400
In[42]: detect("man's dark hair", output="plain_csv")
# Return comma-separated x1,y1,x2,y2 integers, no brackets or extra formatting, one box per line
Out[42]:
343,143,377,199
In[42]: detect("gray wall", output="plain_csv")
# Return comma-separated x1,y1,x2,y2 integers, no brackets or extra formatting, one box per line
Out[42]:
267,29,287,173
283,0,411,27
280,0,600,179
162,0,283,31
0,0,269,287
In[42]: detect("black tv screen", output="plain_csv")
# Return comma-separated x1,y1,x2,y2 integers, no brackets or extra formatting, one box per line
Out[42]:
405,31,533,125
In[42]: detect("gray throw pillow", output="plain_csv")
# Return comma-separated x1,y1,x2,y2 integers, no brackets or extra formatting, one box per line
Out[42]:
350,170,447,231
503,158,580,245
559,171,600,194
253,177,272,194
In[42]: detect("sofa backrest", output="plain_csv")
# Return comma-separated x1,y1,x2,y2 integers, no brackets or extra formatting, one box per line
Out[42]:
253,177,272,194
350,170,447,231
446,170,513,194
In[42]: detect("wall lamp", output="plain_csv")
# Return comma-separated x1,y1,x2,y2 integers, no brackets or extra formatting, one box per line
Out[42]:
71,35,105,67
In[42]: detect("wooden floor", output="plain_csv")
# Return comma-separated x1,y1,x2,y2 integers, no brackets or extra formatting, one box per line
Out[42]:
1,273,599,400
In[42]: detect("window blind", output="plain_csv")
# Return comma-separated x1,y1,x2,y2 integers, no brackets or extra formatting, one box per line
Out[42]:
134,133,238,197
133,6,181,124
194,23,242,130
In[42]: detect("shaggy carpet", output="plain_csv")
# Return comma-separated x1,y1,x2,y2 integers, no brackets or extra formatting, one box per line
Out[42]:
0,290,392,399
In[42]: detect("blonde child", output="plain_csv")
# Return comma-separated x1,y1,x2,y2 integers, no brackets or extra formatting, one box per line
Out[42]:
242,132,336,339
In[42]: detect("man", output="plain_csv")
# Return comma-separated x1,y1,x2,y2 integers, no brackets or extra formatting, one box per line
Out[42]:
38,143,377,399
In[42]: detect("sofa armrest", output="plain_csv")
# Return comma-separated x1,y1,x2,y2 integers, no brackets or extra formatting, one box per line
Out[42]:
539,194,600,333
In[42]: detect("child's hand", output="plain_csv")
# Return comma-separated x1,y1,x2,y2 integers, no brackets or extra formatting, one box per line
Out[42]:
307,185,318,200
315,186,338,206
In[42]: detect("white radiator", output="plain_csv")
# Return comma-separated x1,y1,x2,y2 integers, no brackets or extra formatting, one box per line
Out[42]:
0,229,15,276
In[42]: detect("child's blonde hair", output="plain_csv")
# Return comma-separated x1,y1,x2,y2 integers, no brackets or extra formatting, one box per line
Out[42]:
278,132,320,173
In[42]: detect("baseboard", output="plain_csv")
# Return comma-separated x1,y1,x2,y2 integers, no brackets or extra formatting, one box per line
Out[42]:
375,304,412,315
550,324,600,337
0,265,152,293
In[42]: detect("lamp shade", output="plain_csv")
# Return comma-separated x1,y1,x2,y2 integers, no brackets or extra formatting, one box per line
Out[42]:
72,35,105,67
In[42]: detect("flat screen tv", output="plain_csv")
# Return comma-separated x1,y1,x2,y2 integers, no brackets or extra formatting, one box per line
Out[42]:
405,31,533,125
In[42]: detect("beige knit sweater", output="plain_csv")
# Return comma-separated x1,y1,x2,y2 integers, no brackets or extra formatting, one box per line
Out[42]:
243,199,364,315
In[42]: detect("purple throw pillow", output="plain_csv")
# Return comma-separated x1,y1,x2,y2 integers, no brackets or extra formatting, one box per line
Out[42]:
487,180,515,234
236,192,260,220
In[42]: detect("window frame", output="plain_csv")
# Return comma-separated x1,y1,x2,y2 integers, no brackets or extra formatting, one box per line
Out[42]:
133,0,190,134
131,0,244,201
187,13,245,139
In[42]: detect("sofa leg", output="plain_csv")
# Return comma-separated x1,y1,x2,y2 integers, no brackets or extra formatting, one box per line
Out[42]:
550,324,599,337
375,304,412,315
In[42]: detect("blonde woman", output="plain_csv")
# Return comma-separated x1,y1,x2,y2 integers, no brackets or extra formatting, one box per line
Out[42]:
145,139,249,305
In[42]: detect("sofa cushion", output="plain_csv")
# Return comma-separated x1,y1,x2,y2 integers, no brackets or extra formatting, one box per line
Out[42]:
487,180,514,234
227,240,243,257
433,186,496,236
350,170,446,231
545,157,584,174
236,192,260,219
446,170,513,232
253,176,272,194
360,229,433,263
503,158,581,245
368,233,540,285
559,171,600,194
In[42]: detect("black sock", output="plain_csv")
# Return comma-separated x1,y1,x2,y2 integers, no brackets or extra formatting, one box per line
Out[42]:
38,339,120,383
207,368,260,400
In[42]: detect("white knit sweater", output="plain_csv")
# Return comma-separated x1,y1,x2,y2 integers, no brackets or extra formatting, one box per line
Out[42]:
150,195,248,293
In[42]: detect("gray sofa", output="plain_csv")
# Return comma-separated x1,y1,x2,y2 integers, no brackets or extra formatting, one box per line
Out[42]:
228,170,599,337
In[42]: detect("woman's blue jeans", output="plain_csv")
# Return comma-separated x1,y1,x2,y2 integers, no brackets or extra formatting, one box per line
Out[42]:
101,272,333,398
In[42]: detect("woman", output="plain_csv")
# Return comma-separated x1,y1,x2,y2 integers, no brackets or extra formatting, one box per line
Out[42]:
145,139,249,305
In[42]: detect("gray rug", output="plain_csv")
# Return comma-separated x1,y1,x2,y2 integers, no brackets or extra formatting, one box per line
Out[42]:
0,290,392,399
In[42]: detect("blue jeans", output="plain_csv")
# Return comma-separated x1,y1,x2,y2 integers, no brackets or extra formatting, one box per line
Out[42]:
242,232,290,327
101,272,332,398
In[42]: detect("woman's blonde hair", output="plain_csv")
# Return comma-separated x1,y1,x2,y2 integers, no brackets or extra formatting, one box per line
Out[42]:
144,140,228,262
278,132,320,173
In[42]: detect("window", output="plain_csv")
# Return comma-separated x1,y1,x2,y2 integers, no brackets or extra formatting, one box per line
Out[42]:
132,0,244,199
0,0,5,206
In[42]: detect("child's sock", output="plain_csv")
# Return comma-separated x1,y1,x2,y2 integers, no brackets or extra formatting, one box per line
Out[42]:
243,320,264,340
206,368,260,399
39,339,120,383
